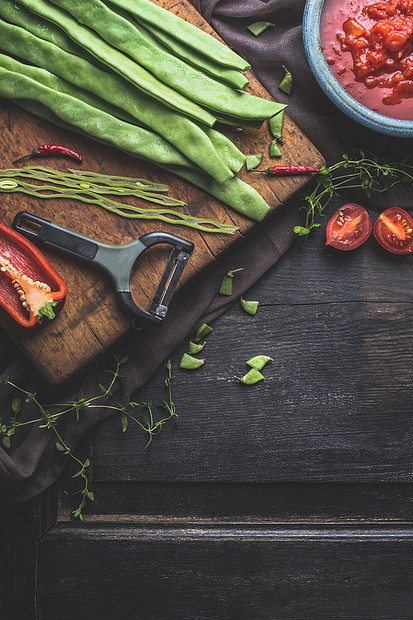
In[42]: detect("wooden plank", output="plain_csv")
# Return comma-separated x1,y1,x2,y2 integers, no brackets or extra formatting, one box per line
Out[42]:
0,0,323,384
69,481,413,522
93,300,413,483
37,522,413,619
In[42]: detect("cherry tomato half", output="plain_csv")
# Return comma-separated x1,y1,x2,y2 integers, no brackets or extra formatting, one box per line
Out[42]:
373,207,413,255
326,203,372,251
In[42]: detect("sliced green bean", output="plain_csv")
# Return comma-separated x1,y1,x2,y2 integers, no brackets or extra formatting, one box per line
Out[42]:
0,69,195,169
48,0,282,122
0,22,234,183
107,0,251,71
17,0,216,127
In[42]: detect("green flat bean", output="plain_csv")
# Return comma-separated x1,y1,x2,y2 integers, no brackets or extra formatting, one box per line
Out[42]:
0,53,136,124
113,9,249,90
163,165,271,222
17,0,216,127
0,0,87,58
107,0,251,71
0,69,195,169
16,97,271,223
49,0,282,122
0,21,235,183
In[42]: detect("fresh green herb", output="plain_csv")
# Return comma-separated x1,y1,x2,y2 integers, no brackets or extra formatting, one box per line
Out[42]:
240,297,259,315
297,150,413,237
2,356,177,519
247,21,274,37
219,268,244,296
246,153,263,171
179,352,205,370
279,65,293,95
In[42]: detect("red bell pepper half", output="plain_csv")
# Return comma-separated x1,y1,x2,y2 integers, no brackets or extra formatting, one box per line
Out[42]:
0,220,66,327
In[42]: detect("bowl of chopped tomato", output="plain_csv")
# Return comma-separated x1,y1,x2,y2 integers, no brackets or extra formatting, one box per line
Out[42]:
303,0,413,137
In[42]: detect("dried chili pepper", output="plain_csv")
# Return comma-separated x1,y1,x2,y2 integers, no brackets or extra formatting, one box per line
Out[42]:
0,220,66,327
253,165,321,175
13,144,83,164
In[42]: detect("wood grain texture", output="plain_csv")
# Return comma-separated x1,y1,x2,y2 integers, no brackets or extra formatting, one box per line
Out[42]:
93,299,413,483
37,522,413,620
0,0,323,384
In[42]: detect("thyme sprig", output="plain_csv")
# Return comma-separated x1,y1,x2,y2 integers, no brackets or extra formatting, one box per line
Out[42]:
2,356,177,520
295,150,413,237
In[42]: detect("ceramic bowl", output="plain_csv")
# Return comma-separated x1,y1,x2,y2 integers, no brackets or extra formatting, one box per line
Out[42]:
302,0,413,138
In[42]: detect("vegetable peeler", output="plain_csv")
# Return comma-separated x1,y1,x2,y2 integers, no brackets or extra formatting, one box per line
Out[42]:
12,211,194,328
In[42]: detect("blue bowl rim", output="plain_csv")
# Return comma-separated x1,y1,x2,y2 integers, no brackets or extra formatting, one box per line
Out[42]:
303,0,413,137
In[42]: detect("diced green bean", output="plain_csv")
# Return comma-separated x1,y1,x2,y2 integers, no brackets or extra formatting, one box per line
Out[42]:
48,0,283,123
246,154,264,171
188,341,206,355
179,353,205,370
269,110,285,140
269,141,282,158
0,21,235,183
194,323,213,342
0,68,195,169
235,369,264,385
279,66,293,95
240,298,259,315
17,0,216,127
247,22,274,37
246,355,272,370
107,0,251,71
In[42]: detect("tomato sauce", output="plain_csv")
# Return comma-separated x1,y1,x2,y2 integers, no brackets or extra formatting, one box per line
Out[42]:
320,0,413,120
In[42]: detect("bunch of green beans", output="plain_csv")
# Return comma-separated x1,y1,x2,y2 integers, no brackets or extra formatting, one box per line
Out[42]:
0,0,284,222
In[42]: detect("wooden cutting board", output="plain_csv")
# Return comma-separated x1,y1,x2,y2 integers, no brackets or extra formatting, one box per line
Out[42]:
0,0,324,384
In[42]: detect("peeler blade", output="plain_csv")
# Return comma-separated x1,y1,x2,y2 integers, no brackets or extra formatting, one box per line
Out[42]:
149,248,191,319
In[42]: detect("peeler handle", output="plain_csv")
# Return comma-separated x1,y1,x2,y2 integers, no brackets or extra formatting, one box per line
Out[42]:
12,212,99,260
139,231,194,254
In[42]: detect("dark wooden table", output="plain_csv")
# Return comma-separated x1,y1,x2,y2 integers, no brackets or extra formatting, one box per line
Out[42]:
1,214,413,619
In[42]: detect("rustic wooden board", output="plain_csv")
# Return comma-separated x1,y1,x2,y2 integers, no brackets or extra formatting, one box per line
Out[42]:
0,0,323,384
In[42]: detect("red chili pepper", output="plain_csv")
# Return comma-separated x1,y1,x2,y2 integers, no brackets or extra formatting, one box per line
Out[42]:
254,165,321,175
0,220,66,328
12,144,83,164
